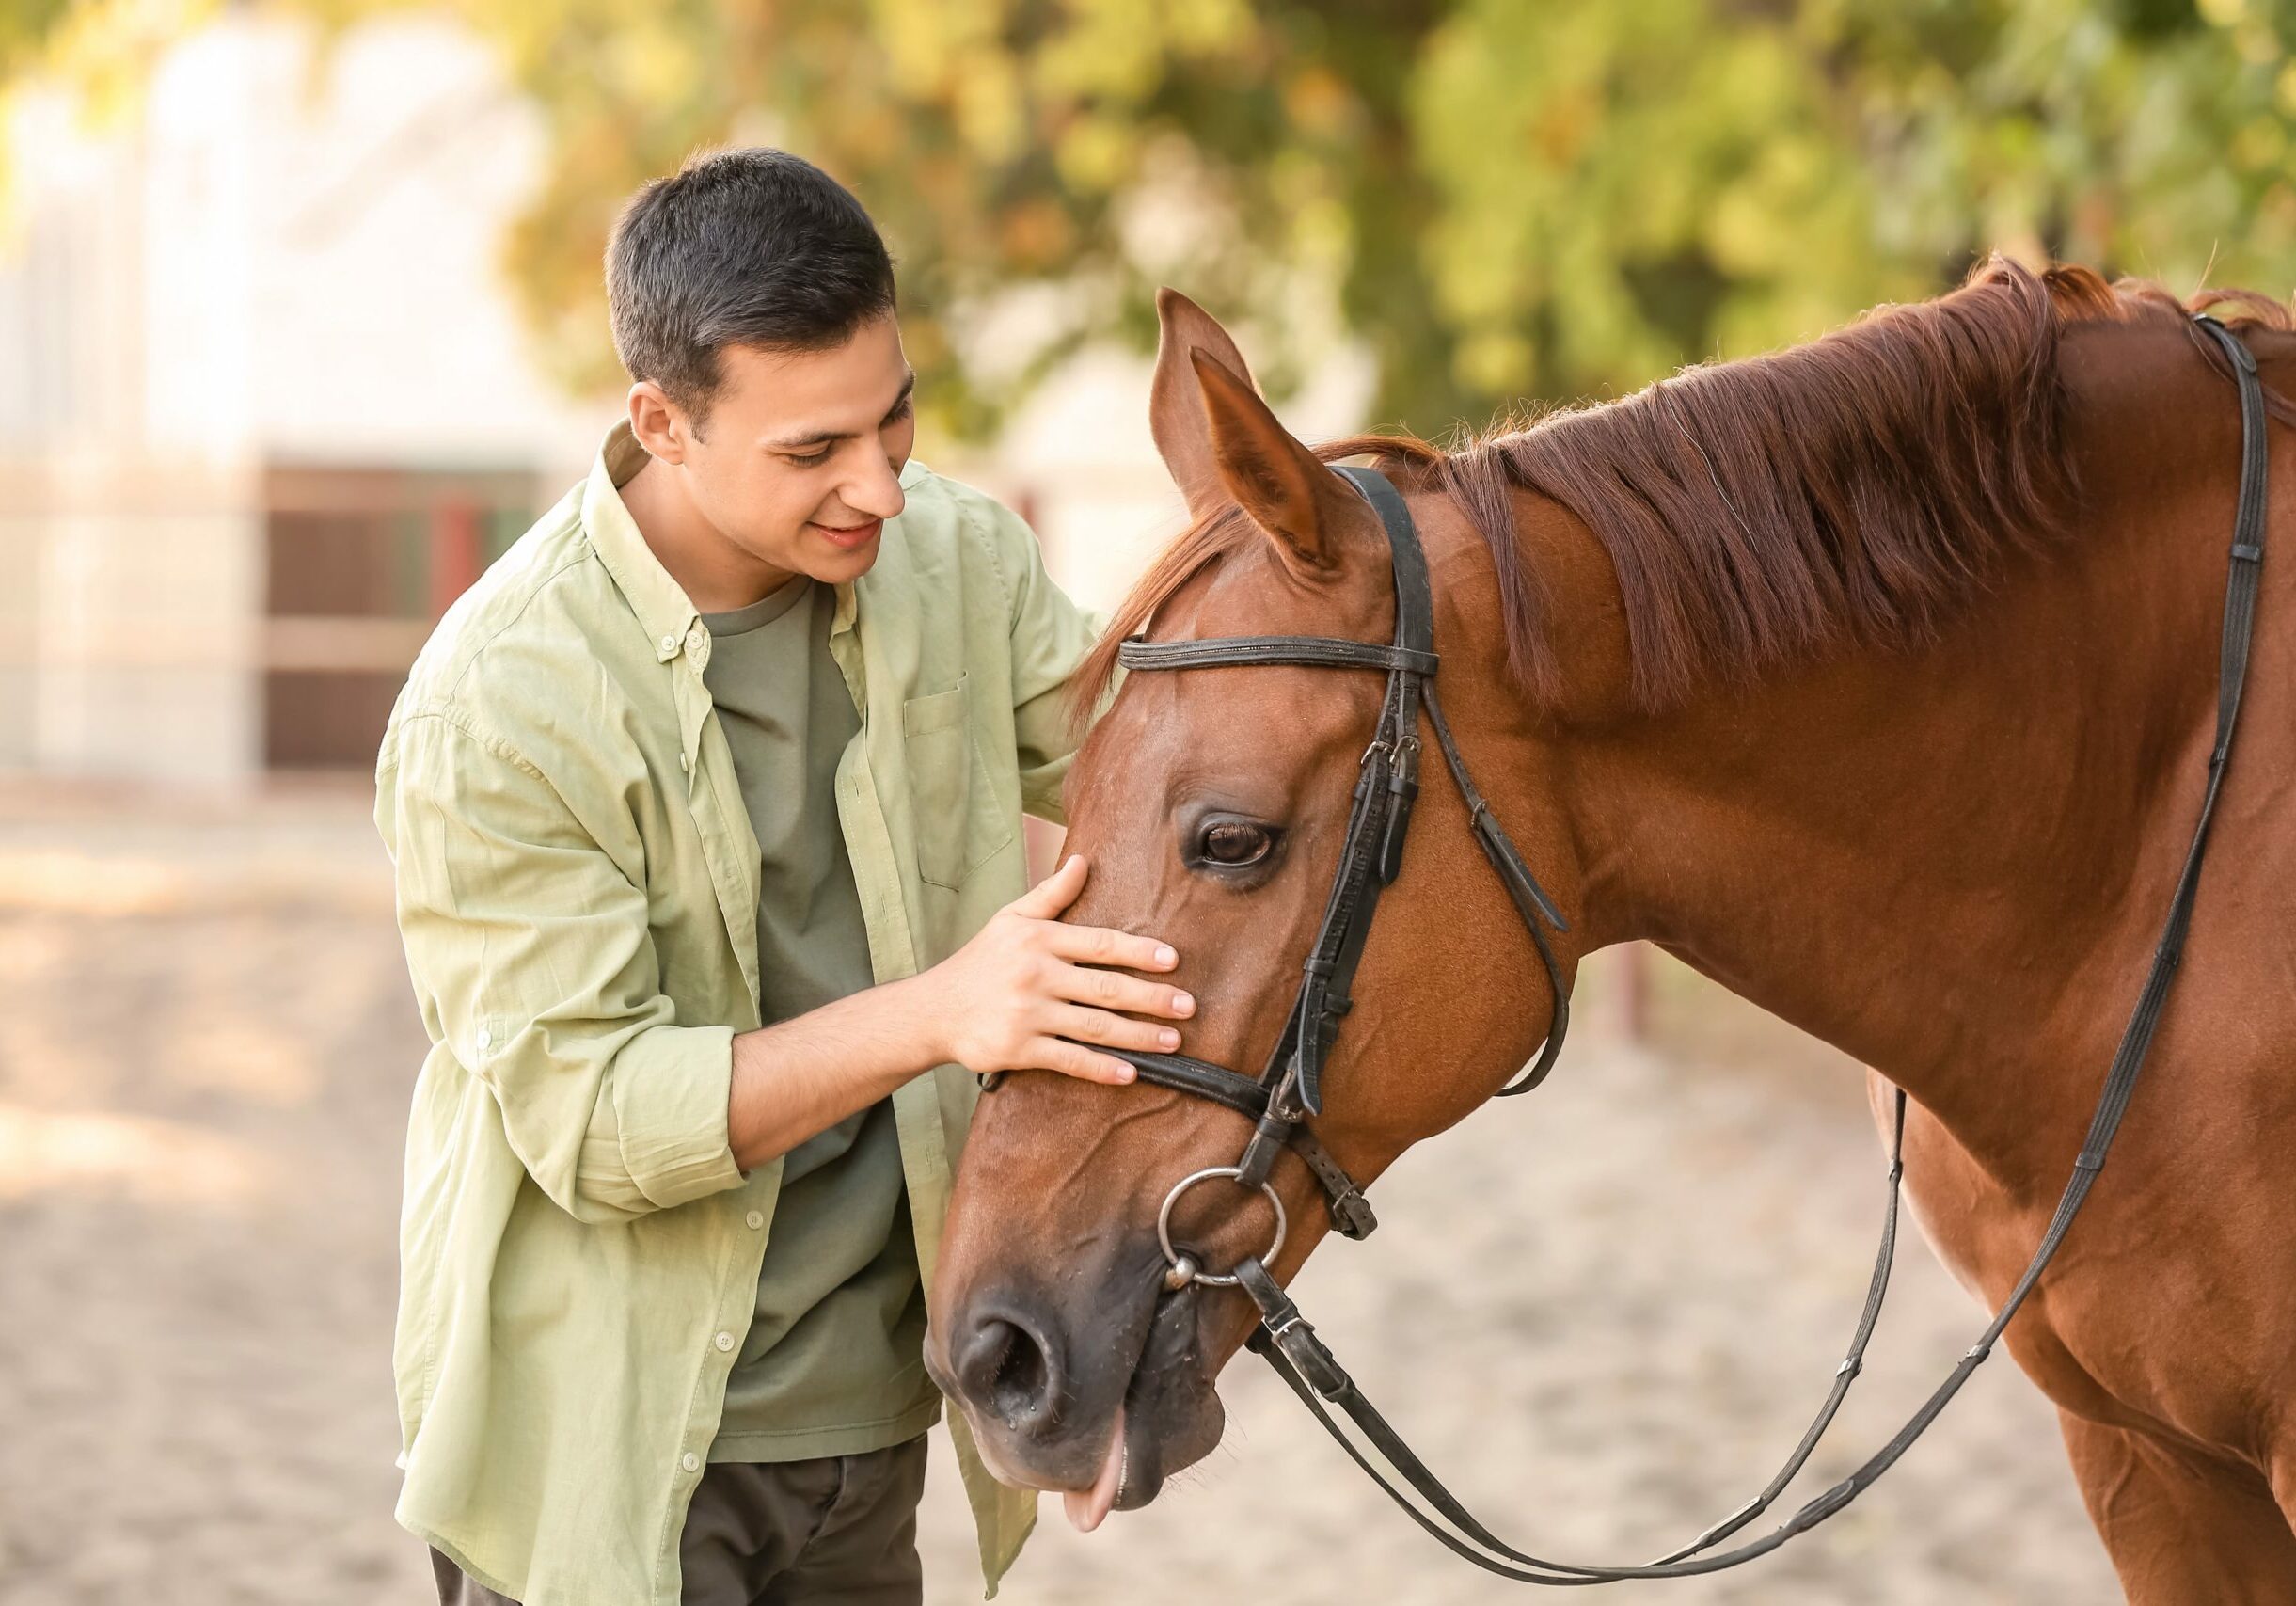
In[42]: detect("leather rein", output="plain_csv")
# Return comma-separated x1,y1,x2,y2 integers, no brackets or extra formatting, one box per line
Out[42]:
1021,311,2270,1582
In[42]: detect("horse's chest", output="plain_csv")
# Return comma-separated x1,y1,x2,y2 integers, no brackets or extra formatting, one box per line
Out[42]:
1894,1112,2024,1318
1893,1098,2272,1445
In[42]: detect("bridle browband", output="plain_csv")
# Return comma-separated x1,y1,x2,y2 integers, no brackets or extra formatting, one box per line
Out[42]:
993,311,2268,1582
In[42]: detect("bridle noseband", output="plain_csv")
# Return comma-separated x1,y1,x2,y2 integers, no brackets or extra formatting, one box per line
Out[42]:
985,313,2268,1583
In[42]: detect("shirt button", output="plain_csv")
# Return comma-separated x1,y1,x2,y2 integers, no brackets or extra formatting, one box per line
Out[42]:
744,1210,764,1230
473,1026,491,1051
660,633,678,656
681,1451,701,1473
714,1330,736,1352
677,753,690,772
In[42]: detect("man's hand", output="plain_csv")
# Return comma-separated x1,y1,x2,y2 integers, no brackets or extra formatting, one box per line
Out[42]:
917,854,1193,1085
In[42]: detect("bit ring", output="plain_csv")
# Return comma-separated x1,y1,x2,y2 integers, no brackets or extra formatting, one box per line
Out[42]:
1156,1166,1288,1288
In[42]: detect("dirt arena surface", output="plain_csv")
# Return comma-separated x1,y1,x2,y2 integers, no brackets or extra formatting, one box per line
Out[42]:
0,782,2116,1603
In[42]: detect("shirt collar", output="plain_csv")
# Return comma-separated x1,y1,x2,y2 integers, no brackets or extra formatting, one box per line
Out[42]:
582,421,700,662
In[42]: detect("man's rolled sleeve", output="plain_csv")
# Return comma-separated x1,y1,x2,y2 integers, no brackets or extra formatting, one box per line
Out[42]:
385,709,745,1223
584,1019,742,1212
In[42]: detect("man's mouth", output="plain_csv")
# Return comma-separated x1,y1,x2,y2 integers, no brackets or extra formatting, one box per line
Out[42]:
809,517,882,550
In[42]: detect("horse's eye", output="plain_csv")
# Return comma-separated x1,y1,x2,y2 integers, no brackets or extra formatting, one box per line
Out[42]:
1199,818,1275,867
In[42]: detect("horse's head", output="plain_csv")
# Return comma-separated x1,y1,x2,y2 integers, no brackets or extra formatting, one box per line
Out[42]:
924,292,1585,1523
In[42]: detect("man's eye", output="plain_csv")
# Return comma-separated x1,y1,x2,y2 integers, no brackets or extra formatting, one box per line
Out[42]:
784,448,832,468
1198,819,1275,867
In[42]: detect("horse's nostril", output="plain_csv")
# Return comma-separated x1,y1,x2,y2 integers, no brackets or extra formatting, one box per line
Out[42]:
957,1312,1060,1433
988,1324,1050,1424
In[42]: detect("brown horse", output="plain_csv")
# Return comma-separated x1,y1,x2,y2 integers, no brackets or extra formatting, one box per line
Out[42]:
923,257,2296,1600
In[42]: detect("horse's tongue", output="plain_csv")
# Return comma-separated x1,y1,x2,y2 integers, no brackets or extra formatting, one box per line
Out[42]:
1062,1406,1125,1534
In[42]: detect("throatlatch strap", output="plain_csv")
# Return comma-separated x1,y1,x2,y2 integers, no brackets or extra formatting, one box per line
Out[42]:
1421,682,1572,1092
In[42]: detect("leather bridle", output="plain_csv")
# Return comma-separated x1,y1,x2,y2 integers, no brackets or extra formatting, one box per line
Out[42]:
1103,461,1576,1254
1005,312,2269,1581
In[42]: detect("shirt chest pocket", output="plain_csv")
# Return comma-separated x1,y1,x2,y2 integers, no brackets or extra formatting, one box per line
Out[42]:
902,674,1015,889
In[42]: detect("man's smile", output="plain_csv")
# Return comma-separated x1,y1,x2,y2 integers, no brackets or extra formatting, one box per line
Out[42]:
810,517,883,549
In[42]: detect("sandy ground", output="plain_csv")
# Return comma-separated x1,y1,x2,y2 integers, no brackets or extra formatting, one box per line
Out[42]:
0,782,2118,1604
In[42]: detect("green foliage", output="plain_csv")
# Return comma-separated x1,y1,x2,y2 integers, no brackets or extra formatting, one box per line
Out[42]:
10,0,2293,438
1413,0,2295,421
0,0,76,76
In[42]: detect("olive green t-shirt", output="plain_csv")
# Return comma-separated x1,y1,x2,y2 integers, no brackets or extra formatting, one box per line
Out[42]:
699,577,941,1462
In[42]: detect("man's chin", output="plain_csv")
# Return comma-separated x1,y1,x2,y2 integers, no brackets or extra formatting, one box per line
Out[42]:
794,541,880,587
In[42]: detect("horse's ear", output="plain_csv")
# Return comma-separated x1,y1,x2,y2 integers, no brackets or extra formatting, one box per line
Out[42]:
1150,288,1259,523
1189,348,1363,575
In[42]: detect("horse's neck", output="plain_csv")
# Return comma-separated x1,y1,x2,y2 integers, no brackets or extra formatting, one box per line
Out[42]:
1530,319,2244,1187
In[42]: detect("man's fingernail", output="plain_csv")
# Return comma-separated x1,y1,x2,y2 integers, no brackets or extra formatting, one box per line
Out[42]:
1159,1028,1180,1049
1155,946,1177,966
1117,1064,1136,1081
1174,992,1194,1015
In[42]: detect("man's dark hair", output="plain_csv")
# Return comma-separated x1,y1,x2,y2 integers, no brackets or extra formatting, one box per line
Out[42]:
607,147,896,427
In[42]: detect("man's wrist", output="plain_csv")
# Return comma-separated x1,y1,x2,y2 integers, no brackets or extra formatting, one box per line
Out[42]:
880,970,948,1070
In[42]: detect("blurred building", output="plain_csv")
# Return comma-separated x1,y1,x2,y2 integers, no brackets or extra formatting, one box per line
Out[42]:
0,18,591,784
0,13,1366,787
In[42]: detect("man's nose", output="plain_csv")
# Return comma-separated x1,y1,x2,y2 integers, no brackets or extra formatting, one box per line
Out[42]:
843,460,906,522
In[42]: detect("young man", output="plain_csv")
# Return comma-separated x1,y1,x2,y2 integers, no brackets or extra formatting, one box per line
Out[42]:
374,148,1192,1606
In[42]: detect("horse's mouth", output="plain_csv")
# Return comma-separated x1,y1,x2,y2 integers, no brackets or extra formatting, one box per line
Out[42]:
929,1241,1238,1523
1010,1272,1223,1528
1083,1275,1222,1522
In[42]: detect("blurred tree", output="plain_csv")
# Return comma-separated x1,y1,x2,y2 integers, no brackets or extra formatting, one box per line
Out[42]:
2,0,220,223
9,0,2293,437
0,1,72,72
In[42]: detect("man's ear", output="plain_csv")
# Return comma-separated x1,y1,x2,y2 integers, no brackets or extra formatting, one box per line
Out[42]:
1149,288,1259,522
1190,348,1365,575
626,381,688,465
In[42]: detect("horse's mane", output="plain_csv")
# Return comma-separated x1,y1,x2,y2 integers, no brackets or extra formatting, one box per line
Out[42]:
1076,256,2292,714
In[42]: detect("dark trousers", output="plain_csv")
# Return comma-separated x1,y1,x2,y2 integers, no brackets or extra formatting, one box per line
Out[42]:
431,1435,928,1606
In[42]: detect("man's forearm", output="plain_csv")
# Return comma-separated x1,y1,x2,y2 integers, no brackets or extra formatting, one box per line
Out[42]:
726,974,942,1173
722,856,1194,1176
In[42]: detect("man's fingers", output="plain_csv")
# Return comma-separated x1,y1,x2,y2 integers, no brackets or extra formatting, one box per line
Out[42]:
1048,963,1194,1020
1009,854,1088,920
1027,1036,1136,1086
1043,921,1179,973
1048,1005,1182,1055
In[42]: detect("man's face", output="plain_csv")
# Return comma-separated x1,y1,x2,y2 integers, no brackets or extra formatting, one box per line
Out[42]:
643,312,918,586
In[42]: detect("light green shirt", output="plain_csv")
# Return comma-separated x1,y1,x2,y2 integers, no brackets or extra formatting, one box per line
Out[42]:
373,422,1096,1606
696,578,939,1462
